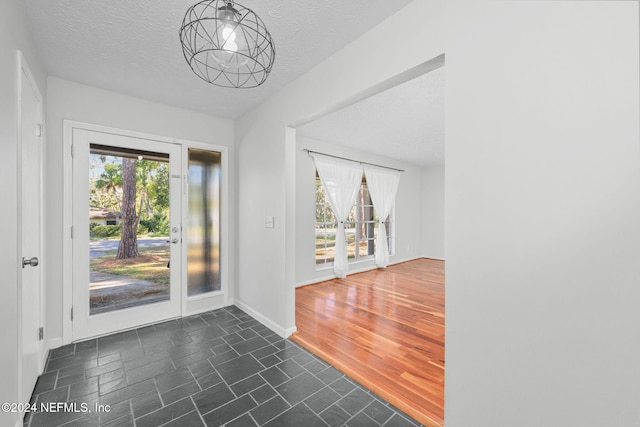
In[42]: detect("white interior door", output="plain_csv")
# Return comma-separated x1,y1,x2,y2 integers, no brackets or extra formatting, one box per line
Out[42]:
72,129,182,340
18,52,45,403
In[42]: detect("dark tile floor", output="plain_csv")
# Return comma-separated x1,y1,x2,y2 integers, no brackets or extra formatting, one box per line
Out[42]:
25,306,422,427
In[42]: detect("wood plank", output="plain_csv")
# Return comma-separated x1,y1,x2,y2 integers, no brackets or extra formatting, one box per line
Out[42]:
291,258,444,427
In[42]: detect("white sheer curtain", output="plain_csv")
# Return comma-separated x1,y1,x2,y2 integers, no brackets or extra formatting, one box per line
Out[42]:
363,166,401,268
312,155,363,278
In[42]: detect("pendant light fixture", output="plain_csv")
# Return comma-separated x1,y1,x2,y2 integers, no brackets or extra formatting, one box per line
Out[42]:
179,0,276,88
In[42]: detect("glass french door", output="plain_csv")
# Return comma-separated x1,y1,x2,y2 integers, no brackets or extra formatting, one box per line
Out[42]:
72,129,182,340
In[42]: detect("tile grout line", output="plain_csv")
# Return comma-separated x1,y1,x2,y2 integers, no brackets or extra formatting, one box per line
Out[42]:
154,377,164,408
250,394,291,426
129,398,137,427
191,392,207,427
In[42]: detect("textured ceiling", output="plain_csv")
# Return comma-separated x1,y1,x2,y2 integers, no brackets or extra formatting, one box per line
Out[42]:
298,66,445,168
22,0,413,119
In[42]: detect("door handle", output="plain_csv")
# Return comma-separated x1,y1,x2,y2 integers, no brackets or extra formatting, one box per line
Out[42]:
167,238,179,244
22,257,39,268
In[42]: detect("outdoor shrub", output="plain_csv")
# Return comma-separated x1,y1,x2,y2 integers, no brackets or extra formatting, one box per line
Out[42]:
90,224,121,239
139,219,153,232
140,212,169,234
157,219,170,235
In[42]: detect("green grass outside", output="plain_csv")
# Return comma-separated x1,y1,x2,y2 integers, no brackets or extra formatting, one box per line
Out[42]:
91,245,170,286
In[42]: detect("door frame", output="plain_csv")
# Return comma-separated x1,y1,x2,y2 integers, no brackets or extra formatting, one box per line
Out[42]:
62,121,230,344
16,51,45,404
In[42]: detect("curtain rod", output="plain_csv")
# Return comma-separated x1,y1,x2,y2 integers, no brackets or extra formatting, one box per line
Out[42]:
303,149,404,172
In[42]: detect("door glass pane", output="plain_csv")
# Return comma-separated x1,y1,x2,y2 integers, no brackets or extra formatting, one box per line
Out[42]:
88,145,171,315
188,149,221,296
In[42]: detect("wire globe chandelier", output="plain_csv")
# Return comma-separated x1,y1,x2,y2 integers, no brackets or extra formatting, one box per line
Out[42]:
179,0,276,88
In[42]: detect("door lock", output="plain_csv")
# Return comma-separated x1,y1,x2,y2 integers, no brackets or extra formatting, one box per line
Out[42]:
22,257,39,268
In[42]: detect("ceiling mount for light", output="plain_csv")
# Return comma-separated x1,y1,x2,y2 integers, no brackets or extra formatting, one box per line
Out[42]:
179,0,276,88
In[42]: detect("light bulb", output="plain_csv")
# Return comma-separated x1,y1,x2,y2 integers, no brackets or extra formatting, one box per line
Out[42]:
208,4,249,70
222,27,235,42
221,27,238,52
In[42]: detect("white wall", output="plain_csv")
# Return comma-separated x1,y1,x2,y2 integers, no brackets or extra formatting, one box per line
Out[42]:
45,77,235,342
7,1,637,425
235,0,445,336
422,165,444,259
295,136,425,286
0,1,46,426
445,1,640,426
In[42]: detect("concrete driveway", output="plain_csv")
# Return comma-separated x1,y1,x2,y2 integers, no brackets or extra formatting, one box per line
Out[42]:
89,236,169,259
89,236,171,314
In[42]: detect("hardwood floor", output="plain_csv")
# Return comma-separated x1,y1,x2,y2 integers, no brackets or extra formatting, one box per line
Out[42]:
291,258,445,427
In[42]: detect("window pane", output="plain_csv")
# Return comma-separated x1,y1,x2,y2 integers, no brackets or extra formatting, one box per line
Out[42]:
360,223,375,257
88,146,170,315
187,149,221,296
343,222,354,259
315,172,393,265
315,224,336,264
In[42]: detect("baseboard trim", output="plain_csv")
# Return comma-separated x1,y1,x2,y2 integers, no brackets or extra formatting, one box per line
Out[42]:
285,326,297,337
42,337,63,372
233,299,289,339
187,302,229,317
295,275,340,288
296,257,430,288
46,337,62,351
